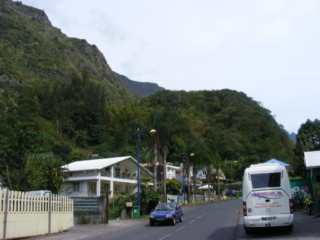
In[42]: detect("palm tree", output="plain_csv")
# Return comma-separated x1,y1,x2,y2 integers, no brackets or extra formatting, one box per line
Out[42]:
204,128,235,199
189,141,207,202
149,108,191,197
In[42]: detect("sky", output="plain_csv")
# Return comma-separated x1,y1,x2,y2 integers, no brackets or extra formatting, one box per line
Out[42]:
21,0,319,134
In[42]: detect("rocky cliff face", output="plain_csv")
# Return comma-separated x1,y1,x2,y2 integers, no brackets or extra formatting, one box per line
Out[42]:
113,72,165,98
0,0,134,101
1,0,51,24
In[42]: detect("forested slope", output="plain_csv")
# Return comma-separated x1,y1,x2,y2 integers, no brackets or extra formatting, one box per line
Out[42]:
141,90,295,166
0,0,296,191
0,0,133,100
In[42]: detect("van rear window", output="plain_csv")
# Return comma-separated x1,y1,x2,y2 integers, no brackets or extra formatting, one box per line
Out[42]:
251,172,281,188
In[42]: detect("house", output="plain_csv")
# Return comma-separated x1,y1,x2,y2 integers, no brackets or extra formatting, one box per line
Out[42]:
304,151,320,213
60,156,153,198
142,162,181,181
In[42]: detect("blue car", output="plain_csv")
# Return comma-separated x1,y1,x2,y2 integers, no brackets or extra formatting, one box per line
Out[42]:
149,202,183,226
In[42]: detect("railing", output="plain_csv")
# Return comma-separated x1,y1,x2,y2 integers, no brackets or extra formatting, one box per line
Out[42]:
100,171,111,177
100,171,137,180
73,198,98,212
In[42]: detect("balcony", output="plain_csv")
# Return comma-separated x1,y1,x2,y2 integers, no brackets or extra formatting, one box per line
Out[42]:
100,171,137,180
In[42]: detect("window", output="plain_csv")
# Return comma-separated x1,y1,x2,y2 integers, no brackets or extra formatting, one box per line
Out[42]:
91,182,97,193
115,167,120,177
73,182,80,192
251,173,281,189
105,167,110,173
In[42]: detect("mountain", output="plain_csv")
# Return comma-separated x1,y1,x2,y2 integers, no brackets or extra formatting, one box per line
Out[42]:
113,72,165,98
282,128,297,143
0,0,135,101
289,132,296,143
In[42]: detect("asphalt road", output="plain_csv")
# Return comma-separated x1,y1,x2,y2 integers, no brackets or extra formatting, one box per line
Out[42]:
95,199,242,240
26,199,320,240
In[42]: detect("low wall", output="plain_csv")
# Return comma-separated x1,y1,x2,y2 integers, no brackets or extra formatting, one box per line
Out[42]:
0,190,73,239
73,196,106,224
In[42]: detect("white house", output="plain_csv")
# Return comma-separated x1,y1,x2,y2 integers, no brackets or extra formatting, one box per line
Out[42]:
60,156,153,198
167,164,181,179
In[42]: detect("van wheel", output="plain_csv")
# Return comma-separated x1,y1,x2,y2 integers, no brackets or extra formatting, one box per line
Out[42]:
244,227,251,235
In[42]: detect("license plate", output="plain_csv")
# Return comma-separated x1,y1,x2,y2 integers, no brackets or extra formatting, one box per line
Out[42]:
156,218,164,221
261,217,276,221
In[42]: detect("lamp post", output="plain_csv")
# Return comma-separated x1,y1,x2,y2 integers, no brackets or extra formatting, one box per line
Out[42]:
227,160,237,197
182,153,194,203
137,128,156,210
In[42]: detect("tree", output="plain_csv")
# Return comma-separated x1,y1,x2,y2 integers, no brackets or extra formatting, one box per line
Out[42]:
27,154,67,194
148,108,190,195
0,121,53,190
204,128,235,199
293,119,320,176
166,179,182,195
189,141,207,202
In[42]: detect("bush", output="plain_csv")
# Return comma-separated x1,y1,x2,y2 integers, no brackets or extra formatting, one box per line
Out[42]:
78,215,90,224
108,194,137,220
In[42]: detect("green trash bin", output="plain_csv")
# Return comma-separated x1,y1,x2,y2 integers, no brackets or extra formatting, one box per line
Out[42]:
235,192,239,198
170,199,175,203
132,206,140,219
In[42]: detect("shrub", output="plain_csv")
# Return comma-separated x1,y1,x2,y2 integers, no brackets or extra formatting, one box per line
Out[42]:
78,215,90,224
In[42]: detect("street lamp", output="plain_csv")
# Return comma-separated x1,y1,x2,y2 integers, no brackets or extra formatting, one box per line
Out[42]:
182,152,194,203
227,160,237,197
137,128,156,210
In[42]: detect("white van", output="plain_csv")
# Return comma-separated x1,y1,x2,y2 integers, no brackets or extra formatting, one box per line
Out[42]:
242,163,294,234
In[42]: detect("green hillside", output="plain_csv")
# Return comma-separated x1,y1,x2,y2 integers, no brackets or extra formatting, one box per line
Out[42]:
0,1,296,192
141,90,295,177
0,0,133,100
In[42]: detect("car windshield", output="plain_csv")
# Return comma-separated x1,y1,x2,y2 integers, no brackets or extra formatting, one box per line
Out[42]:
155,203,175,211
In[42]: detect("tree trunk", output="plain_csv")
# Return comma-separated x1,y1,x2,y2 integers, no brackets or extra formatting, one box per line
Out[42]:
207,166,210,201
186,158,191,203
193,163,197,202
161,147,167,202
152,142,158,191
217,167,221,200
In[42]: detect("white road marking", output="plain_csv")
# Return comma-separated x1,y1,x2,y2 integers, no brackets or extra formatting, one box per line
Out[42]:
197,216,202,219
176,226,185,231
189,219,195,224
159,233,172,240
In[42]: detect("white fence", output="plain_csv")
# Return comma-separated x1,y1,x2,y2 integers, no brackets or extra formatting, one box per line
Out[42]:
0,189,74,239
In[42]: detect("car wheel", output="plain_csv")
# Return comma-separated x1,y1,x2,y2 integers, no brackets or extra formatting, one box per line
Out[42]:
172,217,176,225
179,215,183,222
150,220,154,226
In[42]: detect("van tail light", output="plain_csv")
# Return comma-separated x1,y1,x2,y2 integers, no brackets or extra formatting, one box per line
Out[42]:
243,201,247,216
289,198,294,214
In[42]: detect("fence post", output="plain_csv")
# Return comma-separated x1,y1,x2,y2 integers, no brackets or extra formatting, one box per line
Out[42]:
3,190,9,240
48,193,52,235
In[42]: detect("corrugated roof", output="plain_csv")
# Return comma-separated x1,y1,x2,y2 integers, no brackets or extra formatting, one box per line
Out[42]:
62,156,152,176
304,151,320,169
264,158,290,166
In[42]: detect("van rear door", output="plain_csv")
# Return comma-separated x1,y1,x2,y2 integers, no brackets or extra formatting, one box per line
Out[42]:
246,172,291,221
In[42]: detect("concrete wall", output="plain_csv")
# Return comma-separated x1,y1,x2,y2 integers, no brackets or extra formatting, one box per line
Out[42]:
73,196,106,224
0,190,73,239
